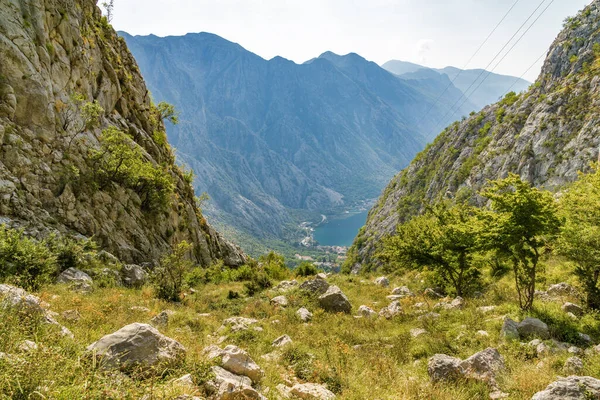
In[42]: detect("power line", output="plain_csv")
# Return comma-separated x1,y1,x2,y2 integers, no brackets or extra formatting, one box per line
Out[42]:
502,51,547,97
428,0,551,136
413,0,522,129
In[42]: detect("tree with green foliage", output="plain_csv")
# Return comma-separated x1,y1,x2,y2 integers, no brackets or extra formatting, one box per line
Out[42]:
295,261,319,277
379,201,481,296
153,241,193,302
479,174,561,310
156,101,179,125
260,251,290,281
557,165,600,309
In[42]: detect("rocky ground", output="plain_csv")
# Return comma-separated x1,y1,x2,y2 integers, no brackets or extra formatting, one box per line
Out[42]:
1,260,600,399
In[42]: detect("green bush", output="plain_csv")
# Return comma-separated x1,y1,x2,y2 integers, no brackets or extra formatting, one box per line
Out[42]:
0,226,57,291
152,241,194,302
295,261,319,277
260,251,290,280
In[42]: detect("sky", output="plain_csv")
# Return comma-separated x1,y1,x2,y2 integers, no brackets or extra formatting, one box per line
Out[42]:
111,0,591,82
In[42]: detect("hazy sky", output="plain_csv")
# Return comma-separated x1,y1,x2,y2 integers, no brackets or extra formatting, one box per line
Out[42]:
111,0,591,81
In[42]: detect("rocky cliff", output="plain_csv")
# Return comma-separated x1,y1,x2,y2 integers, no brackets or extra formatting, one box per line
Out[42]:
0,0,245,266
350,1,600,270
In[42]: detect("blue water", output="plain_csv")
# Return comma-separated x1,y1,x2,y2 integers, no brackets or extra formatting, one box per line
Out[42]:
313,211,369,246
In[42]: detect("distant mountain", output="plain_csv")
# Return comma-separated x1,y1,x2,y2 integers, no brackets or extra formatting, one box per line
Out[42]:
122,32,475,250
382,60,531,110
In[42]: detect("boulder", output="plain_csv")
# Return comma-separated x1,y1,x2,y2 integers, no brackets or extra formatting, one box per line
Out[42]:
206,366,265,400
563,357,584,375
424,288,444,299
578,332,593,346
500,317,520,341
121,264,147,288
531,376,600,400
296,307,313,322
547,282,577,297
318,286,351,314
61,309,81,322
459,348,505,383
272,335,293,348
290,383,336,400
428,354,463,382
316,273,328,280
206,344,263,383
435,297,464,310
562,302,584,317
275,280,298,292
271,295,289,307
221,317,259,332
358,305,377,318
299,279,330,295
150,310,174,327
57,268,93,292
86,323,185,374
517,318,549,339
391,286,414,297
379,301,402,319
374,277,390,287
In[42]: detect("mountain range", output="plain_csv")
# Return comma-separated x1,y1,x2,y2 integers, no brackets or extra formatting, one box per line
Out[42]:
122,32,529,253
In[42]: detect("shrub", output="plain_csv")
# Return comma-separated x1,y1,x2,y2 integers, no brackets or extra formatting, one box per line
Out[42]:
152,241,194,302
244,270,272,296
0,226,57,290
295,261,319,277
260,251,290,280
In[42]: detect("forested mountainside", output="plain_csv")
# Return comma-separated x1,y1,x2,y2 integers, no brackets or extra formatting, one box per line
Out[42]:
121,32,474,245
383,60,531,110
0,0,244,266
350,1,600,270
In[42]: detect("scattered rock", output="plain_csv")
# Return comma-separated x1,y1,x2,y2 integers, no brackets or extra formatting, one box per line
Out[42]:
318,286,352,314
410,328,427,338
57,268,93,293
386,295,405,301
18,340,38,352
150,310,174,327
130,306,150,313
435,297,465,310
424,288,444,299
87,323,185,374
460,348,505,383
477,306,497,313
172,373,195,389
290,383,336,400
206,366,265,400
477,330,490,337
531,376,600,400
221,317,259,332
299,279,330,296
517,317,549,339
418,312,440,321
564,357,584,375
296,307,313,322
61,309,81,322
206,344,264,383
562,302,584,317
316,273,328,280
428,354,463,382
374,276,389,287
568,346,583,355
121,264,147,288
500,317,520,341
578,332,593,346
358,305,377,318
391,286,414,297
547,282,576,297
379,301,402,319
275,280,298,292
272,335,292,347
271,295,289,307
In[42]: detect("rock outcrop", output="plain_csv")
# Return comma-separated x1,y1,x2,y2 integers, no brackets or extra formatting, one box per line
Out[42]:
531,376,600,400
0,0,244,266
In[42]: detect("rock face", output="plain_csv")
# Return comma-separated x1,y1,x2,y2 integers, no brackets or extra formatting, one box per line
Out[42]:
349,2,600,269
517,318,550,339
290,383,336,400
531,376,600,400
318,286,352,314
0,0,244,266
86,323,186,374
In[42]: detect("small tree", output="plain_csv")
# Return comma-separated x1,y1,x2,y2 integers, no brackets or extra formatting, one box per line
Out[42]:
379,201,481,296
480,174,560,310
156,101,179,125
557,165,600,309
153,241,194,302
102,0,115,23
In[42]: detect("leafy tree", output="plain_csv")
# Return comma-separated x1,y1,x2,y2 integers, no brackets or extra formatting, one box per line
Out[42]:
156,101,179,125
480,174,560,310
102,0,114,23
294,261,319,277
153,241,193,302
557,165,600,309
379,201,481,296
260,251,290,280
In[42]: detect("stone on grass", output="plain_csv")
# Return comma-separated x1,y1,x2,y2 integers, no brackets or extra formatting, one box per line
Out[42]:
318,286,351,314
221,317,259,332
379,301,402,319
564,357,584,375
86,322,185,374
18,340,38,352
358,305,377,318
374,276,389,287
172,373,195,389
547,282,576,297
271,295,289,307
272,335,292,348
150,310,174,327
206,344,263,383
459,348,505,383
206,366,265,400
316,273,328,280
562,302,584,317
500,317,520,341
275,280,298,292
418,312,440,321
578,332,593,346
61,309,81,322
121,264,147,288
410,328,427,338
299,279,330,295
57,268,93,292
531,376,600,400
477,306,497,313
296,307,313,322
290,383,336,400
517,317,549,339
424,288,443,299
391,286,414,297
428,354,463,382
